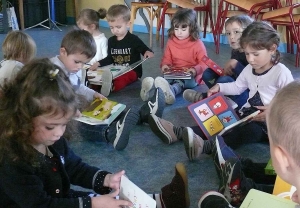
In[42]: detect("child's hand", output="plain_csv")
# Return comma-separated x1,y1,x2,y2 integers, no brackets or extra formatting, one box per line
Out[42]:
91,189,133,208
207,84,220,97
144,51,154,59
186,68,196,77
161,65,170,73
89,62,100,71
94,92,106,100
252,106,268,122
103,170,125,190
291,190,300,204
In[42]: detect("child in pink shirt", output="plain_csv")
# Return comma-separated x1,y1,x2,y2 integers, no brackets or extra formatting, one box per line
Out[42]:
140,8,207,105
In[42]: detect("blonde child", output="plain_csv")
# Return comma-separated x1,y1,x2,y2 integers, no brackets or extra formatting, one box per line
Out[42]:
89,4,154,97
77,8,108,65
0,31,36,86
141,8,207,105
0,58,189,208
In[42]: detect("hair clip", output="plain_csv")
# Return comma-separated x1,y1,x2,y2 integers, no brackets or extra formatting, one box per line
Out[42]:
49,69,59,80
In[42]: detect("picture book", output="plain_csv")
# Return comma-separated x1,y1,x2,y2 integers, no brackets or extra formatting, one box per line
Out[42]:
240,189,297,208
74,99,126,125
201,55,224,76
119,175,156,208
273,176,296,200
265,159,276,175
86,58,148,85
163,67,192,80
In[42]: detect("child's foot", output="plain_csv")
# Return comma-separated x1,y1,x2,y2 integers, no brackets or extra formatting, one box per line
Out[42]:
101,70,113,96
220,158,247,207
183,89,203,103
140,77,154,101
107,107,140,150
182,127,204,161
140,87,165,124
148,114,180,144
154,77,175,105
198,191,234,208
161,163,190,208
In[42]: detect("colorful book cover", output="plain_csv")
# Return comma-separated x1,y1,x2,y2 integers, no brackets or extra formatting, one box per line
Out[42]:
163,67,192,80
240,189,297,208
119,175,156,208
273,176,296,200
265,159,276,175
74,99,126,125
201,55,224,76
188,92,239,139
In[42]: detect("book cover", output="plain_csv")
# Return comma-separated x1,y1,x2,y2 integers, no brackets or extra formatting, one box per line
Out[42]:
265,159,276,175
119,175,156,208
163,67,192,80
240,189,297,208
201,55,224,76
188,92,240,139
74,99,126,125
273,176,296,200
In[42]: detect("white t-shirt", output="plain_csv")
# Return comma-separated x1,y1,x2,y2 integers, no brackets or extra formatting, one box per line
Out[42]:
88,33,108,64
0,59,23,86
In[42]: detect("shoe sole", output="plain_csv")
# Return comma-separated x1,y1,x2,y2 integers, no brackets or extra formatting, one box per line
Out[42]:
175,163,190,208
140,77,154,101
198,191,232,207
101,71,113,97
183,127,195,161
154,77,175,105
148,114,172,144
113,108,139,150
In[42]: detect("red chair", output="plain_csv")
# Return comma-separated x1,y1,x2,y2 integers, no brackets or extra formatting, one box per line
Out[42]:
214,0,277,54
157,0,214,48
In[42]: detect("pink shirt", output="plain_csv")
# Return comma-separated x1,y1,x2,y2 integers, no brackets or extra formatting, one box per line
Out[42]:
160,36,208,84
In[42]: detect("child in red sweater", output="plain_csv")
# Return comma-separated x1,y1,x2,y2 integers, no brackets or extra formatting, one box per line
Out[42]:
140,8,207,105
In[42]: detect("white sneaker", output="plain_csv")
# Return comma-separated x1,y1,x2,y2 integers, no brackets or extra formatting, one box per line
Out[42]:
154,77,175,105
101,70,113,97
140,77,154,101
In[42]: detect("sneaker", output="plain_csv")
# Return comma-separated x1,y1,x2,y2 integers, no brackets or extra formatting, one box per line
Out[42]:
107,107,140,150
154,77,176,105
161,163,190,208
148,114,178,144
211,135,239,180
220,158,246,207
183,89,203,103
182,127,204,161
140,77,154,101
101,70,113,97
198,191,234,208
140,87,165,124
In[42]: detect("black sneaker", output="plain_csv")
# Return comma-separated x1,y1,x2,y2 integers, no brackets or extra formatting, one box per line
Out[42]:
198,191,234,208
140,87,165,124
220,158,246,207
107,107,139,150
161,163,190,208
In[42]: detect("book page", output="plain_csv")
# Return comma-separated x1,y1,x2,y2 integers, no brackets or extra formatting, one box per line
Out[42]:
119,175,156,208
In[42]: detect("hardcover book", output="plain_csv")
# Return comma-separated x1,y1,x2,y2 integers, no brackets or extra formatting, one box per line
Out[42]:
201,55,224,76
163,67,192,80
74,99,126,125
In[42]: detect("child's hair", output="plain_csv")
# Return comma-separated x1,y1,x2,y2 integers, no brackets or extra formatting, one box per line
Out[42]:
240,21,280,64
0,58,78,165
61,29,96,59
268,81,300,166
225,14,254,30
77,8,107,29
106,4,130,22
168,8,200,41
2,31,36,63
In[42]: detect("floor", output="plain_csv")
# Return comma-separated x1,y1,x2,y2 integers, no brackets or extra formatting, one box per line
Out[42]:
1,25,299,208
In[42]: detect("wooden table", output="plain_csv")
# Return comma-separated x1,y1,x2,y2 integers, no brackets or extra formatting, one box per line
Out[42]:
130,2,164,48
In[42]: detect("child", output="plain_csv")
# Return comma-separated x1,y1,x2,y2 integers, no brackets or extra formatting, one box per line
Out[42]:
0,58,189,208
198,81,300,207
148,21,294,156
51,29,165,151
89,4,154,97
141,8,207,105
183,14,253,109
77,8,108,65
0,31,36,86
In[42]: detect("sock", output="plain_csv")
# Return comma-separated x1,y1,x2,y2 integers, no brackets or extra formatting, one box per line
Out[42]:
173,126,184,140
171,80,184,95
148,193,162,208
203,139,214,154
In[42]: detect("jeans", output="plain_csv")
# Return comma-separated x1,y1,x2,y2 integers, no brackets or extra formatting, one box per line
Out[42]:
167,78,198,89
76,121,108,143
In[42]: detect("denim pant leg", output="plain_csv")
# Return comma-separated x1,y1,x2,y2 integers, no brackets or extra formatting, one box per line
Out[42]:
232,62,245,78
76,121,109,143
183,77,198,89
202,68,220,88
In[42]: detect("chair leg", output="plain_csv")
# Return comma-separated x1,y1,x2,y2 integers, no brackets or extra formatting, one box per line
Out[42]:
161,16,165,48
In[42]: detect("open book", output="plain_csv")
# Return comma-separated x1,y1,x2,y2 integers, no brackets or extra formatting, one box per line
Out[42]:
163,67,192,79
74,99,126,125
119,175,156,208
86,58,148,85
201,55,224,76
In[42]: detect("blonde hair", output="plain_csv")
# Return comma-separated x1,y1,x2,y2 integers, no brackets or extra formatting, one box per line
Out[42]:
106,4,130,22
77,8,107,29
268,81,300,166
2,31,36,63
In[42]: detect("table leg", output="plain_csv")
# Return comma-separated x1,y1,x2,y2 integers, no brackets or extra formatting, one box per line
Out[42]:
156,8,161,41
130,5,138,33
18,0,24,30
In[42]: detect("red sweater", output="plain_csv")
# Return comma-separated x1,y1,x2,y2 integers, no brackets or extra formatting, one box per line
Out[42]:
160,36,207,84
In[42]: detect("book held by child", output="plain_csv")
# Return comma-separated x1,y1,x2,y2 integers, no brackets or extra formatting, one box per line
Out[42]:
163,66,192,80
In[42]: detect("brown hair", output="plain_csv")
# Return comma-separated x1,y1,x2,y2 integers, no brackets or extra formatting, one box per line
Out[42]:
106,4,130,22
225,14,254,30
77,8,107,29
